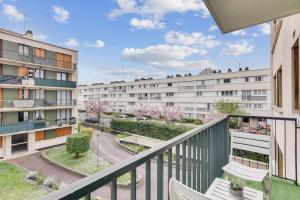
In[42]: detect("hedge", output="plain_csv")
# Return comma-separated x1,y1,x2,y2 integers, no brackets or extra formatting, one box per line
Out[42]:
181,118,203,125
81,127,94,139
111,119,191,140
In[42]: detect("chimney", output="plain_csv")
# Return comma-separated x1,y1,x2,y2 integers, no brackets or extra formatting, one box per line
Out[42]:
25,30,33,39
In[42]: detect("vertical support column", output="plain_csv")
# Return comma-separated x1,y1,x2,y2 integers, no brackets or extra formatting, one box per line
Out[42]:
157,154,164,200
131,169,136,200
176,145,180,180
5,135,12,158
182,141,186,184
146,161,151,200
111,179,117,200
168,149,172,200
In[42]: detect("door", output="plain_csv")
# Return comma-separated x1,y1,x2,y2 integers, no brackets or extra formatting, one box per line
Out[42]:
11,133,28,153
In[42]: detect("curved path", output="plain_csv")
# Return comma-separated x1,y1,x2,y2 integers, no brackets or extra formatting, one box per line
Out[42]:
8,131,171,200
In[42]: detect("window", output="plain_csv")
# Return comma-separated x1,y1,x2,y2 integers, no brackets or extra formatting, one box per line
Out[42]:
35,48,45,58
274,67,283,107
35,69,44,79
255,76,263,82
167,83,172,87
166,92,174,97
293,40,299,111
57,72,67,81
244,77,249,82
129,94,135,97
197,92,203,96
18,44,29,56
128,102,135,106
166,102,174,107
224,78,231,83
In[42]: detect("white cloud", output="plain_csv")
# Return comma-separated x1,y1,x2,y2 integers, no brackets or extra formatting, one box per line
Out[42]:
231,30,247,36
130,18,165,30
53,6,70,23
92,40,105,48
122,44,214,69
259,23,271,35
2,4,24,21
222,40,254,57
199,1,210,18
252,33,258,37
64,38,79,47
209,25,218,32
165,31,220,49
109,0,203,19
33,34,47,41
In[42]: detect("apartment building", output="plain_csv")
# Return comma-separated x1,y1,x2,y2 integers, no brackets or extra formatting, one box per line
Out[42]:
0,29,78,159
78,68,271,119
272,14,300,182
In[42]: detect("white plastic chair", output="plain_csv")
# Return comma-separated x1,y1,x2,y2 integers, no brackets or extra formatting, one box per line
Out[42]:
169,178,212,200
223,131,271,197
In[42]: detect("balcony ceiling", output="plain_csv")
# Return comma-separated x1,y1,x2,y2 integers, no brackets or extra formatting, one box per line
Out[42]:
203,0,300,33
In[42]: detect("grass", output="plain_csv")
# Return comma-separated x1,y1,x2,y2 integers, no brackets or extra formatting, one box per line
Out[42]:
116,133,129,139
244,176,300,200
0,162,47,200
120,141,148,153
43,145,110,175
42,146,132,185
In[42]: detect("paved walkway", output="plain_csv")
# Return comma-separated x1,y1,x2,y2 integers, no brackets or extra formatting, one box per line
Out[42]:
119,134,164,148
7,131,172,200
8,152,83,184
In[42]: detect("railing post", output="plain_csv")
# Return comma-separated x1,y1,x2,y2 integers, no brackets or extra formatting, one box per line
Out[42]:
168,149,172,200
197,133,201,192
157,154,164,200
131,169,136,200
182,141,186,184
111,179,117,200
187,139,192,187
146,160,151,200
176,145,180,180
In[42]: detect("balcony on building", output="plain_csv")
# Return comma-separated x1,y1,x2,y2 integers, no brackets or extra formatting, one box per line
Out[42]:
0,117,76,135
41,114,299,200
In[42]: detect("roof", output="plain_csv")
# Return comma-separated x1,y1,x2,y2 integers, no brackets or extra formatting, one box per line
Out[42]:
203,0,300,33
0,28,78,52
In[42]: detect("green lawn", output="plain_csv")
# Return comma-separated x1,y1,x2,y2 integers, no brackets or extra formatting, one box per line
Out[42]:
42,146,133,185
0,162,46,200
245,177,300,200
43,145,110,175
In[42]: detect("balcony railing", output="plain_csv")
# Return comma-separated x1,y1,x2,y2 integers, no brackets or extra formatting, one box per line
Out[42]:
0,117,76,135
42,115,229,200
0,49,74,70
35,78,76,88
0,99,76,109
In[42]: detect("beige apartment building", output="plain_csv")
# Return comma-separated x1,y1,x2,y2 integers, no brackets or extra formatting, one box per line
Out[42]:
0,29,78,159
78,68,271,120
271,14,300,183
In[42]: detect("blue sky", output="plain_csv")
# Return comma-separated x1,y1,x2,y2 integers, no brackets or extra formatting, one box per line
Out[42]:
0,0,271,84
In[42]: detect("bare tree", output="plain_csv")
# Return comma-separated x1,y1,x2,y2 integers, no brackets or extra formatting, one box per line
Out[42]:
162,105,183,124
134,105,149,120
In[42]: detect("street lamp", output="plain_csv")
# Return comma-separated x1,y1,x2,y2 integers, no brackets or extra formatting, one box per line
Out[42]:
96,132,100,167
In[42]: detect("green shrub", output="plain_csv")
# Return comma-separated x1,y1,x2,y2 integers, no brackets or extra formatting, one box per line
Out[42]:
193,120,203,125
81,127,94,139
181,118,203,125
125,113,135,118
111,119,190,140
77,122,81,133
66,134,90,159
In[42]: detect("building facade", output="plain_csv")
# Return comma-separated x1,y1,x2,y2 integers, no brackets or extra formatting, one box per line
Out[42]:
0,29,78,159
271,14,300,183
78,68,271,120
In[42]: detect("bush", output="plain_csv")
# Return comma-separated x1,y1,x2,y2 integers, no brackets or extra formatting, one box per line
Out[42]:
77,122,81,132
111,119,190,140
125,113,135,118
81,127,94,139
181,118,203,125
43,176,59,189
66,133,90,159
26,171,38,181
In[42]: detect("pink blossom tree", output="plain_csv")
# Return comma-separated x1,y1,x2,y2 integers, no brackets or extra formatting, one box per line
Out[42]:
162,105,183,124
85,101,107,129
149,106,161,119
134,105,149,120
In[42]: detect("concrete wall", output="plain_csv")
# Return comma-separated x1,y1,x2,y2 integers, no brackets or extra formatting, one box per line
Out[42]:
271,14,300,183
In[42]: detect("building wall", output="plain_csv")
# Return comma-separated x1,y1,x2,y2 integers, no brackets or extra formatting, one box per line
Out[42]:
0,28,78,159
78,68,272,120
271,14,300,183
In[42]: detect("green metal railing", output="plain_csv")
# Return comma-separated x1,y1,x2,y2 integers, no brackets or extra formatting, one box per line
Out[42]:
0,120,45,134
41,115,229,200
0,118,76,135
35,78,76,88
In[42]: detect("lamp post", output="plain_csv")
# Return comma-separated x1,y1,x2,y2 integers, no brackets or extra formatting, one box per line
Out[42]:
97,132,100,167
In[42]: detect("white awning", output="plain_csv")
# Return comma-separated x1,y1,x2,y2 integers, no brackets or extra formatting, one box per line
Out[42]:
203,0,300,33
